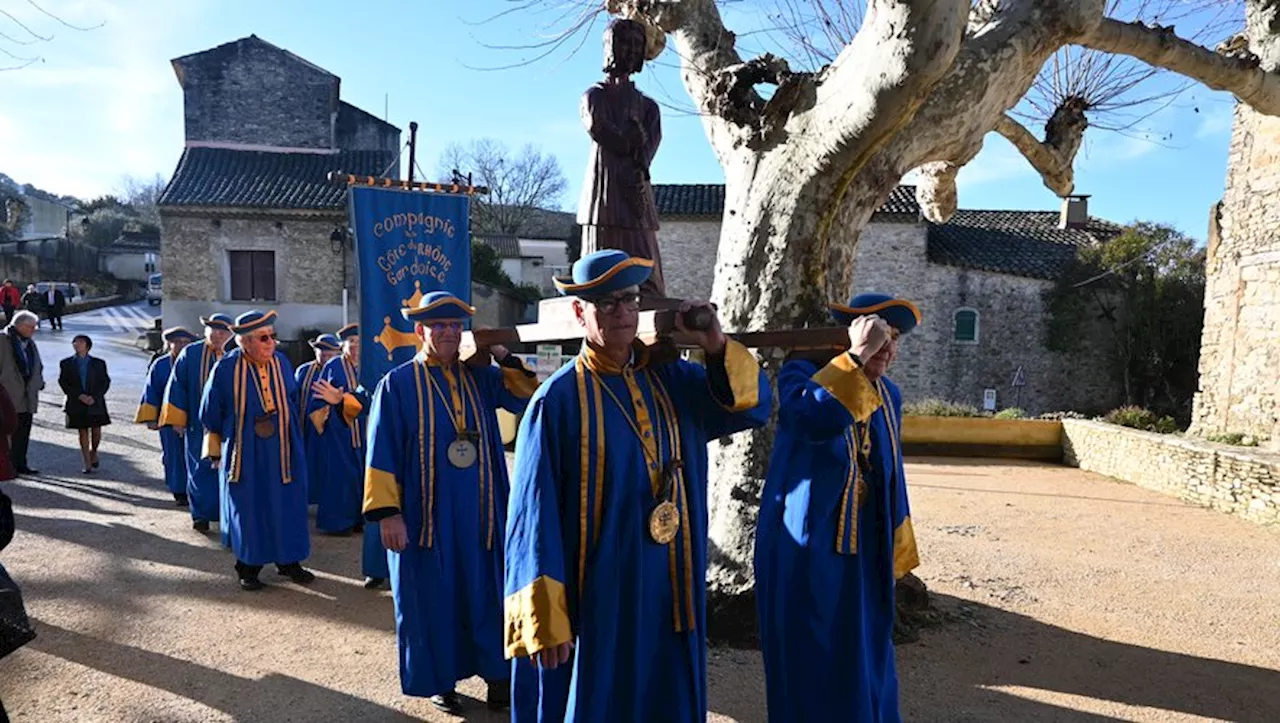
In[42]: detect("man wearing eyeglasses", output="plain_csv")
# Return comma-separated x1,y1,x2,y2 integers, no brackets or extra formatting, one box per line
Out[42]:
754,293,922,723
161,313,234,533
362,291,538,714
199,310,314,591
505,249,772,722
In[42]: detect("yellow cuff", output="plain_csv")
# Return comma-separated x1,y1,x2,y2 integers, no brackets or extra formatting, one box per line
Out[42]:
310,406,331,434
501,364,539,400
203,432,223,460
159,403,188,429
341,393,363,424
363,466,401,514
893,517,920,579
811,353,882,422
505,575,573,658
134,402,159,424
715,339,760,412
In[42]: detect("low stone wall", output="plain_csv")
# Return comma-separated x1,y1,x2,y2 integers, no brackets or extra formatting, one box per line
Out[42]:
1062,419,1280,525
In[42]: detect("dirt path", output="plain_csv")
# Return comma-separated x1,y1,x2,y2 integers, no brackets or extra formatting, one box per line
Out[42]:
2,404,1277,723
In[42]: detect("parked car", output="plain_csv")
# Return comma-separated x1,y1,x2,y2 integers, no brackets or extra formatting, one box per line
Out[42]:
146,273,162,306
34,281,85,305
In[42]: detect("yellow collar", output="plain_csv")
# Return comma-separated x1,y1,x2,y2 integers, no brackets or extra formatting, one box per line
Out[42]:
581,340,648,376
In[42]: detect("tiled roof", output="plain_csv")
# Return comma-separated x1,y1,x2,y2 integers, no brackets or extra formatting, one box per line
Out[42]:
927,210,1122,280
653,183,920,218
159,147,395,210
474,234,522,259
106,229,160,252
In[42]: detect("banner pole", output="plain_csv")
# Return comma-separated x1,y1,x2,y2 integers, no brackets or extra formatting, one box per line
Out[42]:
342,287,349,325
408,121,419,185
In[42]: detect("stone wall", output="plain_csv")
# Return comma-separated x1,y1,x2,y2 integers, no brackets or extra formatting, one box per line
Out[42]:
657,217,721,301
160,212,353,337
1062,419,1280,525
1192,103,1280,449
658,214,1120,414
177,38,337,149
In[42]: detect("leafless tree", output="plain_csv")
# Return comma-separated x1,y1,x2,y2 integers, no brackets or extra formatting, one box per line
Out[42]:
497,0,1280,604
116,173,168,226
0,0,103,71
438,139,569,235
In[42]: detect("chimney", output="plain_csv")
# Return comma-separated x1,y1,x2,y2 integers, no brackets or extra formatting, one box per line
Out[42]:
1059,194,1090,230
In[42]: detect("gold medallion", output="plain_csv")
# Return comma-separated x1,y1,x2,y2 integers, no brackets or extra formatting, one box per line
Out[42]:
253,414,277,439
447,438,478,468
648,500,680,545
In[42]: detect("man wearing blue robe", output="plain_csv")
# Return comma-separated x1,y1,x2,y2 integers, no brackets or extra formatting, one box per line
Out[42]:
200,310,314,591
504,250,772,723
363,291,537,715
161,314,233,532
308,324,367,535
755,292,922,723
297,333,340,506
135,327,197,506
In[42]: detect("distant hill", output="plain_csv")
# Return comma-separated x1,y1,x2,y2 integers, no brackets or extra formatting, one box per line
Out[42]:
0,172,80,207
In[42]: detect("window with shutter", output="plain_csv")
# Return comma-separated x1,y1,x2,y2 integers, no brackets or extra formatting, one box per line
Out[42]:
954,309,979,343
229,251,277,301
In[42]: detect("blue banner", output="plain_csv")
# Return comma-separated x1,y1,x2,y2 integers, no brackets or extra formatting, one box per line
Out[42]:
349,185,471,388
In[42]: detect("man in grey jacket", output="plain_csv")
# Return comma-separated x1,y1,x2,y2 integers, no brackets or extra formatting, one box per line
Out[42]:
0,311,44,475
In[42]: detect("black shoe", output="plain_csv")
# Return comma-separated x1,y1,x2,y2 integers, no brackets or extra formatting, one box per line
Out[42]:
16,467,38,476
173,493,189,507
486,680,511,711
239,576,265,591
193,520,210,532
277,563,315,585
363,577,385,590
428,691,463,715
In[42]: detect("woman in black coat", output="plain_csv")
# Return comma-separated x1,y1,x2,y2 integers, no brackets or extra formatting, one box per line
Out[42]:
59,334,111,473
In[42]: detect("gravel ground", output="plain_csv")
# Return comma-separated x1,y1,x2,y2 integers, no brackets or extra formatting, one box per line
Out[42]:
2,401,1278,722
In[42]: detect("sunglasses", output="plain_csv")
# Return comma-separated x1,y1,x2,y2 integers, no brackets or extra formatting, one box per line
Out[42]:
428,321,464,332
249,333,278,343
585,292,642,314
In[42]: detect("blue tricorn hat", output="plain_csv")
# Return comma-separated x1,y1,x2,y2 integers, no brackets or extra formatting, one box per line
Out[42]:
309,333,341,351
337,323,359,340
162,326,198,343
199,313,235,331
829,292,922,333
231,309,278,334
401,291,475,323
553,250,653,297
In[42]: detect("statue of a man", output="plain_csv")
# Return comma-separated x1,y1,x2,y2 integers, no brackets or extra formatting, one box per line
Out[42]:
576,18,666,298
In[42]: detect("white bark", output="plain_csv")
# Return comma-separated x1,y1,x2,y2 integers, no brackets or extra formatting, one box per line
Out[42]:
992,114,1076,197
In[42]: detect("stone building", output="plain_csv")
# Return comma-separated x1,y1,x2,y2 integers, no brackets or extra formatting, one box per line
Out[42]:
158,35,400,338
100,229,160,282
656,184,1121,414
1192,103,1280,449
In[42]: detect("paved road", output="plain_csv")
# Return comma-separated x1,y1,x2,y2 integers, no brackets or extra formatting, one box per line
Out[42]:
1,310,1278,721
32,300,161,401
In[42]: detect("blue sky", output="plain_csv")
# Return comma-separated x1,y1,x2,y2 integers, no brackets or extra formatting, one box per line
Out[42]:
1,0,1237,238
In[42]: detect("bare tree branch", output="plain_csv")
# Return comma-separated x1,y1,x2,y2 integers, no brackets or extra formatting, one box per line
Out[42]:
992,101,1086,197
1078,16,1280,115
437,139,568,236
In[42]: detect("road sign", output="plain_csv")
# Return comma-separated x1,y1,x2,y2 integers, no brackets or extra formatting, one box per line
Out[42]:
1012,365,1027,388
983,389,997,411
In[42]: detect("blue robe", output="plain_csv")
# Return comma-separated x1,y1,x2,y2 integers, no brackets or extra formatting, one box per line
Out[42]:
505,341,771,723
306,356,368,534
754,355,919,723
135,354,184,497
363,353,537,698
200,349,311,567
160,340,225,524
295,359,324,505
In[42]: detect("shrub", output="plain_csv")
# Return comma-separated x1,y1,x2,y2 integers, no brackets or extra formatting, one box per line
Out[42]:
993,407,1026,419
1205,432,1262,447
1103,405,1178,434
1037,411,1086,420
903,399,983,418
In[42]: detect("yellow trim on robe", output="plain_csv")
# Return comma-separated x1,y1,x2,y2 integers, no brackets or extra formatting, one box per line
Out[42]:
134,402,159,424
500,364,539,399
310,406,331,434
158,403,187,429
341,393,363,424
504,574,573,658
715,339,760,412
894,517,920,579
203,432,222,461
363,466,401,514
811,353,882,422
